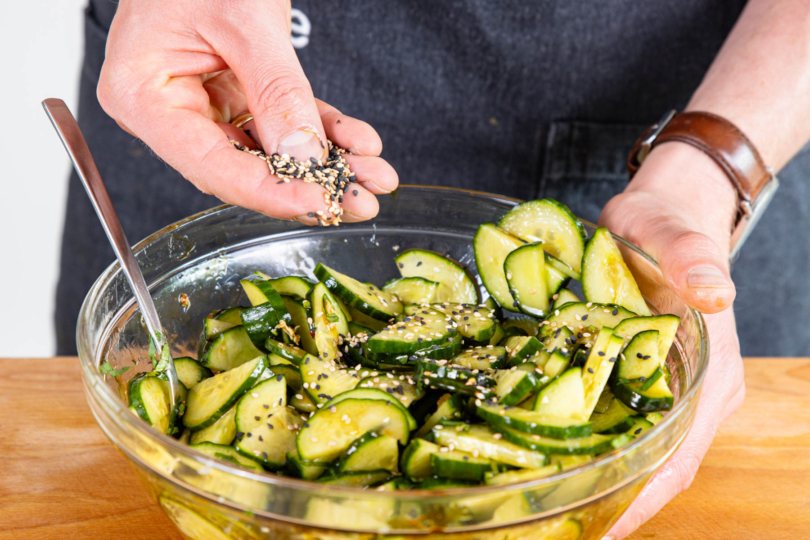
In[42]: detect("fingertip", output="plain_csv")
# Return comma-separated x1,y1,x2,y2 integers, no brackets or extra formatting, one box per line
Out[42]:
342,155,399,194
340,186,379,222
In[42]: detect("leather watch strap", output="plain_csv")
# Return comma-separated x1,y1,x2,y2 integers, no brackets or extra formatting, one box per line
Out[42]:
627,111,771,206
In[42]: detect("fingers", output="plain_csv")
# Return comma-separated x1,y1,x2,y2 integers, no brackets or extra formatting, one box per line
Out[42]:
343,155,399,194
203,2,327,163
316,99,384,157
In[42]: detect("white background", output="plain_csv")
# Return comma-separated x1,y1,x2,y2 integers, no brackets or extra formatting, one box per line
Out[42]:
0,0,86,356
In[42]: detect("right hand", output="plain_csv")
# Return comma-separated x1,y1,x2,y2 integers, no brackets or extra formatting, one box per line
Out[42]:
98,0,398,225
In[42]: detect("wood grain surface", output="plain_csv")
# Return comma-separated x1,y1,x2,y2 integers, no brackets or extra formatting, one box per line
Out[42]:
0,358,808,540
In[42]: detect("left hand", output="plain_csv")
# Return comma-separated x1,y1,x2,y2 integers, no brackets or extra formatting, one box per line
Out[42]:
598,142,746,539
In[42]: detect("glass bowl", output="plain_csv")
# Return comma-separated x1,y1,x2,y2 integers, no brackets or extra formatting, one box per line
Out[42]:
77,186,708,540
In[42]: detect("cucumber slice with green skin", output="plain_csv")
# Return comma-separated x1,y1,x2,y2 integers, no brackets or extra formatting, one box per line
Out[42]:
297,398,411,462
477,403,592,440
306,282,350,364
173,357,212,389
543,350,573,379
505,243,550,317
314,263,403,321
318,470,394,487
414,394,465,438
383,277,439,305
262,363,302,390
502,317,540,337
495,364,543,406
262,275,314,302
370,333,464,366
540,302,635,338
474,223,525,311
190,442,263,471
337,432,400,473
534,327,575,368
290,389,318,414
553,289,580,310
366,311,455,355
128,373,172,433
404,303,498,343
430,450,497,482
184,356,268,431
202,317,238,342
189,406,236,445
240,279,294,348
348,321,375,337
349,307,389,332
452,346,507,370
281,297,318,356
594,388,615,414
413,477,478,489
581,328,623,419
415,359,496,389
533,367,587,421
432,423,548,469
628,417,655,437
235,405,302,468
489,323,505,345
544,260,570,297
200,326,263,371
401,438,441,479
504,336,544,366
581,227,651,316
613,315,680,364
589,397,636,434
492,424,617,455
287,450,328,480
612,375,674,413
299,353,360,404
396,249,480,304
614,330,660,384
545,252,580,281
498,198,587,274
484,463,561,486
358,374,421,407
646,411,665,424
265,338,307,365
213,306,246,326
235,376,287,433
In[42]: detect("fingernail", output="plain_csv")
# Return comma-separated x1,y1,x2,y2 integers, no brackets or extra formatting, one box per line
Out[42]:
602,536,615,540
348,147,365,156
293,213,319,226
343,209,376,222
687,266,730,289
278,129,326,162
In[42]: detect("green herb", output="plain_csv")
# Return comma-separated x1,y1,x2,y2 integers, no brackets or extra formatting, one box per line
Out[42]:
99,361,131,377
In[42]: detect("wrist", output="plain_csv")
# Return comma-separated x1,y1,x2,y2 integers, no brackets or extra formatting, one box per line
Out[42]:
626,142,738,251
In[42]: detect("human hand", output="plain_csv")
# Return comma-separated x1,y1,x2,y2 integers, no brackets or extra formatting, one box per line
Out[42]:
97,0,398,225
598,142,746,539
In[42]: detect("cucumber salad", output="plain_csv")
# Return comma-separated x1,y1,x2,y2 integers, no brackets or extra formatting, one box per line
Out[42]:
124,198,678,491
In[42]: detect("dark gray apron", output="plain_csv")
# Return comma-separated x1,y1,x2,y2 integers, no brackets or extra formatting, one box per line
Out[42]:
56,0,810,355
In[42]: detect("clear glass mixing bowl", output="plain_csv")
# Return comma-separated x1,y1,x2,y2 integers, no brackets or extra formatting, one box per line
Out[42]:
77,186,708,540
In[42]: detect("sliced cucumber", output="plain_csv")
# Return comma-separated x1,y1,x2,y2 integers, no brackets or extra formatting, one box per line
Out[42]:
128,373,172,434
492,425,616,455
348,321,375,337
474,223,524,311
494,364,542,406
414,394,464,438
326,387,417,431
214,306,245,326
504,243,549,317
366,311,455,355
202,317,237,344
540,302,635,338
264,275,313,302
401,438,441,480
504,336,543,366
452,346,507,370
349,307,389,332
189,406,236,445
235,405,302,468
484,463,560,486
235,376,287,433
368,332,463,365
396,249,480,304
315,263,403,321
199,326,263,371
581,328,623,418
287,450,328,480
318,470,394,487
581,227,651,316
184,356,268,431
358,373,421,407
613,315,680,363
173,357,212,390
534,327,575,368
545,252,580,281
290,389,318,414
190,442,263,471
553,289,580,310
615,330,660,383
265,338,307,365
502,317,540,337
337,433,400,473
263,363,302,391
612,375,674,413
533,367,586,421
415,359,496,398
383,277,439,305
498,199,586,274
544,259,571,297
628,417,655,437
427,303,498,343
430,450,497,482
299,353,359,404
477,403,592,440
297,398,411,462
543,350,573,379
589,397,636,434
307,282,350,364
432,423,548,468
240,278,293,347
280,296,318,355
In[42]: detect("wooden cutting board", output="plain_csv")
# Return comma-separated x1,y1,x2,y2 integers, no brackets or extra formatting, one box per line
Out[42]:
0,357,808,540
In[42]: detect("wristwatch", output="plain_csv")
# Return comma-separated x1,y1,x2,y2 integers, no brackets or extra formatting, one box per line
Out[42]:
627,110,780,263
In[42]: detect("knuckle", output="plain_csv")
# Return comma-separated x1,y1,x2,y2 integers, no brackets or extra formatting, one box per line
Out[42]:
249,66,310,118
671,450,702,493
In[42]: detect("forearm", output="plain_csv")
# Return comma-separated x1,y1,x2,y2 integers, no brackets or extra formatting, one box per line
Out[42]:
688,0,810,171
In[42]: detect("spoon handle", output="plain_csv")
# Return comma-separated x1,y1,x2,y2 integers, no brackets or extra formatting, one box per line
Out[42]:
42,98,182,404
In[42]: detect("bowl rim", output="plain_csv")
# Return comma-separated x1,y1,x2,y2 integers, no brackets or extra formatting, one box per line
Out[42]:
77,184,709,501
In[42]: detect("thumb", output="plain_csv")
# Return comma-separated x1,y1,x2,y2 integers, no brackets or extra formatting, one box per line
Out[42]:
209,3,327,162
642,227,735,314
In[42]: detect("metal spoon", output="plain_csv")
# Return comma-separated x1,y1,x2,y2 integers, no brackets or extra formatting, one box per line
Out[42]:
42,98,183,409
